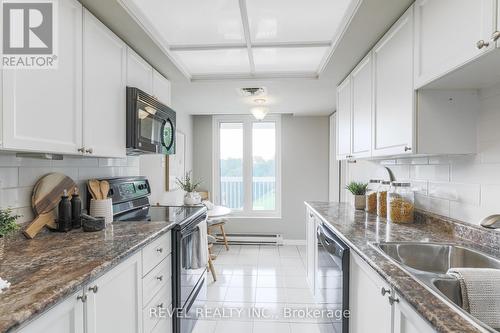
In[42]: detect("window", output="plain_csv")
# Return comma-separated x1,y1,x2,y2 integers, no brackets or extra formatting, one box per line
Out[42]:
213,115,281,217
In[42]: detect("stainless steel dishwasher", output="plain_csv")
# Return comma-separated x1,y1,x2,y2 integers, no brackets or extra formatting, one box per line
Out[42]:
317,222,349,333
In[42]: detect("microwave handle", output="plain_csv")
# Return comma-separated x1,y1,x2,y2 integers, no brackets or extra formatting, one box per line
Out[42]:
161,118,175,151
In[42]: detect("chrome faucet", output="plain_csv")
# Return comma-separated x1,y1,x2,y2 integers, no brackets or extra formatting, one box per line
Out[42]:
480,215,500,229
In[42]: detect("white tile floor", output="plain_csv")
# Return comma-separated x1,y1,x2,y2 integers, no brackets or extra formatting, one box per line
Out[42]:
193,244,341,333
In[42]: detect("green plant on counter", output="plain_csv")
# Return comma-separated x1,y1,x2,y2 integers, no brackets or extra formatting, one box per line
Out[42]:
176,171,203,192
345,182,368,195
0,208,21,237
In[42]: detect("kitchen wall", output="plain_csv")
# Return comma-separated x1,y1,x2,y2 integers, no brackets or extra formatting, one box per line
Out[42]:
346,83,500,225
193,114,329,242
0,155,140,224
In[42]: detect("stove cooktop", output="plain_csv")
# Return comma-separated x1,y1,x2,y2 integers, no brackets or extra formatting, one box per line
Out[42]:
114,205,205,224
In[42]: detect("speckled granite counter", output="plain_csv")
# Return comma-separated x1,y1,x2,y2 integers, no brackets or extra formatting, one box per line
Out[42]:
305,201,500,333
0,220,177,332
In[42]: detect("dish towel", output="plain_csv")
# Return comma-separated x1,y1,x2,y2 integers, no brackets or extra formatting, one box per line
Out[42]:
189,220,209,270
0,277,10,294
447,267,500,328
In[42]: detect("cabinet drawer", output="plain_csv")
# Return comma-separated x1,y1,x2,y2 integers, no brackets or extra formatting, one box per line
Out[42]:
143,256,171,306
142,232,171,276
143,285,172,333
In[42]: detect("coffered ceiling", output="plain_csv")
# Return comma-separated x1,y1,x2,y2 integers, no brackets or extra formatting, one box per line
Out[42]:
119,0,356,80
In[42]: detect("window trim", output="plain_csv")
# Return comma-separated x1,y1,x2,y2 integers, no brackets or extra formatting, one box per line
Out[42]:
212,114,282,218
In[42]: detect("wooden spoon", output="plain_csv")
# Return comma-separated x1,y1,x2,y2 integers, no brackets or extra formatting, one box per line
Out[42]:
100,180,110,199
87,179,101,200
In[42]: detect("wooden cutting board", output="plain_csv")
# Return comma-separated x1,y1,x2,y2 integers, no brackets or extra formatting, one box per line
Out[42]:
23,173,77,239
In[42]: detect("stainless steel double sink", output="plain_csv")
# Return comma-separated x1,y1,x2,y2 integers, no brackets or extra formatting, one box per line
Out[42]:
372,242,500,318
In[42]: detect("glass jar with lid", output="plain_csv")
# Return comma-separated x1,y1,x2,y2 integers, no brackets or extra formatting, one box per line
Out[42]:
377,181,391,218
365,179,381,214
387,182,415,223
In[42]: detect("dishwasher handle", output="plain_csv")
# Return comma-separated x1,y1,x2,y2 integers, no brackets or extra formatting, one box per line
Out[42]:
317,224,348,260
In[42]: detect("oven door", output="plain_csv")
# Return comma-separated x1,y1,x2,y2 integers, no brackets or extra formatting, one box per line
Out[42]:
136,99,175,154
179,220,208,308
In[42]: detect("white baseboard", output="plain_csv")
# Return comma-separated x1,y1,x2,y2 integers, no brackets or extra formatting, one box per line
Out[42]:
282,239,306,246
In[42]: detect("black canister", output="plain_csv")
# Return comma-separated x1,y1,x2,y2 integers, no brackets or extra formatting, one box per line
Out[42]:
71,187,82,228
58,189,72,232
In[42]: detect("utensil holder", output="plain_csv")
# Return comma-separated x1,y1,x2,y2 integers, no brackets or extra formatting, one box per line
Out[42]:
89,198,113,225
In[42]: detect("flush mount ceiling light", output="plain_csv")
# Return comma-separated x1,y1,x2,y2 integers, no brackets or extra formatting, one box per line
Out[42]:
251,106,269,120
254,98,266,104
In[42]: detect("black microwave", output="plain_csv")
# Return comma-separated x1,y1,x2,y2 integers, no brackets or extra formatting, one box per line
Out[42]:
126,87,176,155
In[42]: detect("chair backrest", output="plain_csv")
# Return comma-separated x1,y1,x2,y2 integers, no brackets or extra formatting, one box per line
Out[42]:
198,191,210,201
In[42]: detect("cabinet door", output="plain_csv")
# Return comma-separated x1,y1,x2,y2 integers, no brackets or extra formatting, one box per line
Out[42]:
336,77,351,160
372,6,414,157
152,70,171,107
350,252,392,333
306,209,318,292
19,290,84,333
2,0,83,155
86,252,142,333
127,48,153,94
414,0,496,88
351,54,372,158
83,10,127,158
393,293,436,333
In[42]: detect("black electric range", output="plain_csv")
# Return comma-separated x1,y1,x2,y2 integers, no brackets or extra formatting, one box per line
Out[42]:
89,176,208,333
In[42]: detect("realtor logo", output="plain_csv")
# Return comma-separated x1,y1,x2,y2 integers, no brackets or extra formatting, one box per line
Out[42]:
2,0,58,69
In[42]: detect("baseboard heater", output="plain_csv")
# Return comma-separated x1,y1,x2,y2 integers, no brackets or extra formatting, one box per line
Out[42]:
215,233,283,245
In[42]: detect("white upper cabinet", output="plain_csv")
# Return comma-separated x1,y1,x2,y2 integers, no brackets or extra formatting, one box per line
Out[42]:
83,10,127,158
336,77,352,160
372,5,414,157
2,0,83,155
86,252,142,333
414,0,497,88
351,54,372,158
152,70,171,106
127,48,153,94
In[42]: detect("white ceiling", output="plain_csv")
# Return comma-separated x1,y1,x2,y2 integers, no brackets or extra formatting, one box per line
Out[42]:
80,0,413,116
120,0,356,80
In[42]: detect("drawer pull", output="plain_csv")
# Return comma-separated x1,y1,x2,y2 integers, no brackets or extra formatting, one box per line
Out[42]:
381,287,390,296
77,294,87,302
388,296,400,305
88,285,98,293
156,247,163,253
157,302,164,309
156,275,164,281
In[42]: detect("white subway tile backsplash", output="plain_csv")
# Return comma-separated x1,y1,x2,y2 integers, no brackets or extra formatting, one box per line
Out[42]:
477,140,500,164
0,168,19,188
397,157,429,165
18,167,79,187
410,165,450,182
428,181,480,205
415,193,450,217
1,187,33,208
410,180,428,195
387,165,410,180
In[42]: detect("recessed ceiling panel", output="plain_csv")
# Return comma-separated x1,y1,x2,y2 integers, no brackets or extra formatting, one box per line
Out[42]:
246,0,353,43
173,49,251,75
253,47,329,72
130,0,245,45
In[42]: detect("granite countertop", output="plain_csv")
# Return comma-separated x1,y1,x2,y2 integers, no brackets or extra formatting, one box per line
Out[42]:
305,201,500,333
0,220,177,332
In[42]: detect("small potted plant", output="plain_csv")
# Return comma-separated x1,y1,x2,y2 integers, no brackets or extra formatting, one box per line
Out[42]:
176,171,203,205
0,208,21,257
345,182,368,210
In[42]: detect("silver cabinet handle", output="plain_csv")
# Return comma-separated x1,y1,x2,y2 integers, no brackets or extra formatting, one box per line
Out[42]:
88,285,98,293
77,294,87,302
404,146,412,152
85,148,94,154
156,275,163,281
157,302,164,309
77,147,85,153
156,247,163,253
388,295,400,305
477,39,490,49
492,31,500,43
381,287,391,296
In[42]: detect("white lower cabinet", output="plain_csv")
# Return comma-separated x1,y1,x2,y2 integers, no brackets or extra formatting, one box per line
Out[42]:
18,290,84,333
86,252,142,333
306,208,318,293
349,251,437,333
17,232,173,333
